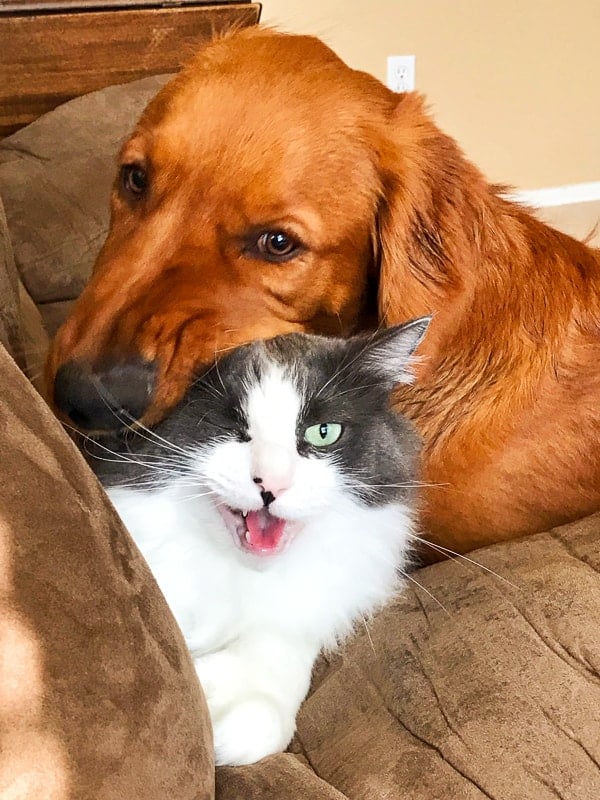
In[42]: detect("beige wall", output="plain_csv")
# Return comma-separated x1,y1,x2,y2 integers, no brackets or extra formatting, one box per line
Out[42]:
261,0,600,190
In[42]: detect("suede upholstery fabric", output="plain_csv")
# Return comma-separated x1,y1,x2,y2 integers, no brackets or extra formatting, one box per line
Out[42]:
217,755,349,799
0,75,170,332
214,520,600,799
294,522,600,798
0,194,22,365
1,79,599,799
0,194,48,391
0,342,213,798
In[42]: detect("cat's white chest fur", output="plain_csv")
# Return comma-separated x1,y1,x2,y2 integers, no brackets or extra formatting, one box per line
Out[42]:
109,481,411,765
101,320,429,766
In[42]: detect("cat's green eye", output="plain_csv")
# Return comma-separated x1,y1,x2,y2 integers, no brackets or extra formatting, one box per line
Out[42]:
303,422,343,447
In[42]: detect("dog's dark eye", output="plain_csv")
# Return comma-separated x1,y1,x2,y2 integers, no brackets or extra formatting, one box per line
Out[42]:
256,231,300,262
120,164,148,199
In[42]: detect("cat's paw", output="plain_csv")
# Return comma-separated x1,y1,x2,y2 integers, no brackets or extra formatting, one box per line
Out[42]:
211,695,296,766
194,651,240,710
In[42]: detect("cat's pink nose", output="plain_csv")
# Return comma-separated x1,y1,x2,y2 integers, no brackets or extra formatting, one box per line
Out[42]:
252,445,294,497
252,475,292,499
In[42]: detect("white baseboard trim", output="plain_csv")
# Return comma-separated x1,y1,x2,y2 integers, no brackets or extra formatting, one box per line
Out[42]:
507,181,600,208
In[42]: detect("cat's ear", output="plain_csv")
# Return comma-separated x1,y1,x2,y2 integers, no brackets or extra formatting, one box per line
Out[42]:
361,316,431,385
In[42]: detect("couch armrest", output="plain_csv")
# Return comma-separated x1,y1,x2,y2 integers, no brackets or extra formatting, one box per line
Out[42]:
0,341,214,799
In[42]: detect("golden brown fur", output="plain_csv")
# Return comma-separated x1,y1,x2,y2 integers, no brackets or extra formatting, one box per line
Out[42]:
47,27,600,554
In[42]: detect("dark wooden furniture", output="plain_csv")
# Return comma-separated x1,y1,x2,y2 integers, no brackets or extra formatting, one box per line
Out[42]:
0,0,262,137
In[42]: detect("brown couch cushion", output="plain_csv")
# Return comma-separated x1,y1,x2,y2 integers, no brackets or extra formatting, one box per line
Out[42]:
0,193,22,362
0,75,170,322
0,193,49,386
217,517,600,799
0,340,213,799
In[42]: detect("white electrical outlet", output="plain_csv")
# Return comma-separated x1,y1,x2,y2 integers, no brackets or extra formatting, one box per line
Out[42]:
387,55,416,93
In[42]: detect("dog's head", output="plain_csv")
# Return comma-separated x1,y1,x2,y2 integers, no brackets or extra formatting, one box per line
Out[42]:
48,27,454,432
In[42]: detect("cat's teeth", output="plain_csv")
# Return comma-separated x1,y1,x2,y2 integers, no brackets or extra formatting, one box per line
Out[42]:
245,530,251,543
242,511,248,518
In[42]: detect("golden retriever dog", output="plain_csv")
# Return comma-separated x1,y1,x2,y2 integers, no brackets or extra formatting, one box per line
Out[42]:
47,27,600,555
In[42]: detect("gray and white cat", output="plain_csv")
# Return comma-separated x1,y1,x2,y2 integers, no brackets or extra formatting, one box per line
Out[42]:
91,318,429,766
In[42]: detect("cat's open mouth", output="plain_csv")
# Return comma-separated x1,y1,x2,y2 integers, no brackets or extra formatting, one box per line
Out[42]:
217,505,290,556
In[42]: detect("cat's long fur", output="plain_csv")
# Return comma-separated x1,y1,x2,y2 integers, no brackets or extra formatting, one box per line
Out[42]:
91,319,429,765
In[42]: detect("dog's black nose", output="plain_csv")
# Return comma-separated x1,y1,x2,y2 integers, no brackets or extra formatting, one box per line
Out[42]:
53,358,157,431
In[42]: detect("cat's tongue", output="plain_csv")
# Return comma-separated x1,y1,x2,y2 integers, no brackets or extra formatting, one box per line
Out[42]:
244,508,286,554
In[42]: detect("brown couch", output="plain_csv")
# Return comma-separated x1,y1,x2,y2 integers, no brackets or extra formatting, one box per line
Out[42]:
1,79,599,800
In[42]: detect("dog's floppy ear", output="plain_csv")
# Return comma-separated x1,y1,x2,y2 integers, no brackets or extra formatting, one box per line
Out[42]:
373,92,470,327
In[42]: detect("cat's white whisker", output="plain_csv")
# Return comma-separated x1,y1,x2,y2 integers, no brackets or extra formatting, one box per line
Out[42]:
407,532,520,590
86,450,184,479
214,343,239,355
119,413,192,459
330,382,384,398
361,615,377,655
314,328,384,398
173,490,220,504
213,355,228,396
198,382,225,401
82,381,190,460
334,311,344,335
398,568,451,616
191,368,225,399
66,425,188,480
366,482,447,490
